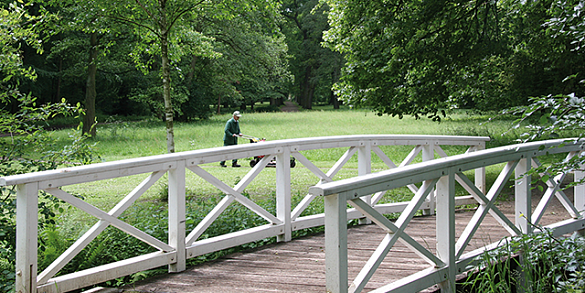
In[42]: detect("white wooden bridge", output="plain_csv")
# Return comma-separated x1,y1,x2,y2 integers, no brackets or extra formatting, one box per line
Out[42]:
1,135,584,293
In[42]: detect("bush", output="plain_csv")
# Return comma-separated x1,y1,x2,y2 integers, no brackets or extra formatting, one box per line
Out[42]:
461,227,585,292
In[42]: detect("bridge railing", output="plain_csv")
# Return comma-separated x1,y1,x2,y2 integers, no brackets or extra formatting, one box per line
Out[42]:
308,138,585,293
1,135,489,293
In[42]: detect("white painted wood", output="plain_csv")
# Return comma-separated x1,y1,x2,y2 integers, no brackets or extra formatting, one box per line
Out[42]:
575,167,585,219
14,135,582,293
290,152,332,220
399,145,422,167
548,218,585,237
454,173,520,258
358,142,372,225
235,155,273,191
435,144,486,195
370,190,387,205
324,192,349,293
185,195,235,245
292,152,332,181
16,183,38,293
422,145,435,216
515,158,532,233
326,146,357,179
373,145,419,194
46,188,174,252
472,144,487,194
371,146,397,168
311,139,582,293
38,252,175,293
435,173,456,292
530,155,580,224
0,135,489,188
186,225,283,258
187,165,281,224
349,194,442,266
168,160,186,272
276,148,292,242
37,162,176,190
38,171,165,283
348,179,439,293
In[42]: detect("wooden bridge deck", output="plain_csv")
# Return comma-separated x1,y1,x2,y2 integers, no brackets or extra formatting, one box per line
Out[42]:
121,204,567,293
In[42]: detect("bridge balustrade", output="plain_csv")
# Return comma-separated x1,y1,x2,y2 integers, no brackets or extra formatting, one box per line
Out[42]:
0,135,490,293
309,138,585,293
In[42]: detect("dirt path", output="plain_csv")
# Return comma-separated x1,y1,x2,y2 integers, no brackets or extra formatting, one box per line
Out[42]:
280,101,300,112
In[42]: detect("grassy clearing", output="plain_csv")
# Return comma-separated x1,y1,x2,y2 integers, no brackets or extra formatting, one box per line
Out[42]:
56,108,518,161
54,109,519,210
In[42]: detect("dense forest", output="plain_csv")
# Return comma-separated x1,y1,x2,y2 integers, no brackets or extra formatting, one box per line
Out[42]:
1,0,583,159
3,0,583,122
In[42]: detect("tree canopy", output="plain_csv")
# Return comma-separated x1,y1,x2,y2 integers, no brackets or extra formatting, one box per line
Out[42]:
323,0,585,120
2,0,584,144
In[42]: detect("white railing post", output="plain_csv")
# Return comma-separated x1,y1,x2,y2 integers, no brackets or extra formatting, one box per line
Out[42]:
515,158,532,233
168,160,186,272
474,143,487,194
436,173,456,292
358,141,372,224
15,183,39,293
423,144,435,215
324,193,348,293
276,148,292,242
576,165,585,235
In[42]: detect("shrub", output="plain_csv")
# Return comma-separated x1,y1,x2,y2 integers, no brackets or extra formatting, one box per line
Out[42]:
461,227,585,292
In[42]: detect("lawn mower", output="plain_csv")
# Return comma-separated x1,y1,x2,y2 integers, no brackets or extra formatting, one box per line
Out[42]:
242,135,296,168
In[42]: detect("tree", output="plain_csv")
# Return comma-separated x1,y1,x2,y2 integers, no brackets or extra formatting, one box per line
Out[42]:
505,0,585,184
323,0,506,119
209,11,291,111
45,0,114,137
1,3,99,290
281,0,342,109
94,0,280,153
322,0,585,120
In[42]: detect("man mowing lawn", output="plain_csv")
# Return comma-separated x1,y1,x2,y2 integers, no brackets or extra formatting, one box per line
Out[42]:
220,111,243,167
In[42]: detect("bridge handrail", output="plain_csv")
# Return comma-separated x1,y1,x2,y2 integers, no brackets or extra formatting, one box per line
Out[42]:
308,138,585,293
1,134,487,187
1,134,490,293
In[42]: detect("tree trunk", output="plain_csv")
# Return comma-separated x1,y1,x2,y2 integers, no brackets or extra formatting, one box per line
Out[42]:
330,72,339,109
54,57,62,103
161,31,175,153
83,32,98,137
300,66,313,109
330,91,339,109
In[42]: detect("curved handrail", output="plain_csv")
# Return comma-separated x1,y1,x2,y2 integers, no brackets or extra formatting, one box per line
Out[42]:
1,134,488,187
309,138,585,293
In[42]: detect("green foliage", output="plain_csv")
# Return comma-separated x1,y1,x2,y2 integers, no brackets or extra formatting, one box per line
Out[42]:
0,2,49,98
461,228,585,292
281,0,342,109
503,83,585,188
1,7,101,287
322,0,585,120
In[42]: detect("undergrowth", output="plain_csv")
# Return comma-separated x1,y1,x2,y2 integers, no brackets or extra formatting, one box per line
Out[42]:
460,226,585,292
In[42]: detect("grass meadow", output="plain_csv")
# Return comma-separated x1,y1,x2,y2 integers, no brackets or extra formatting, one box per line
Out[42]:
50,108,521,209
